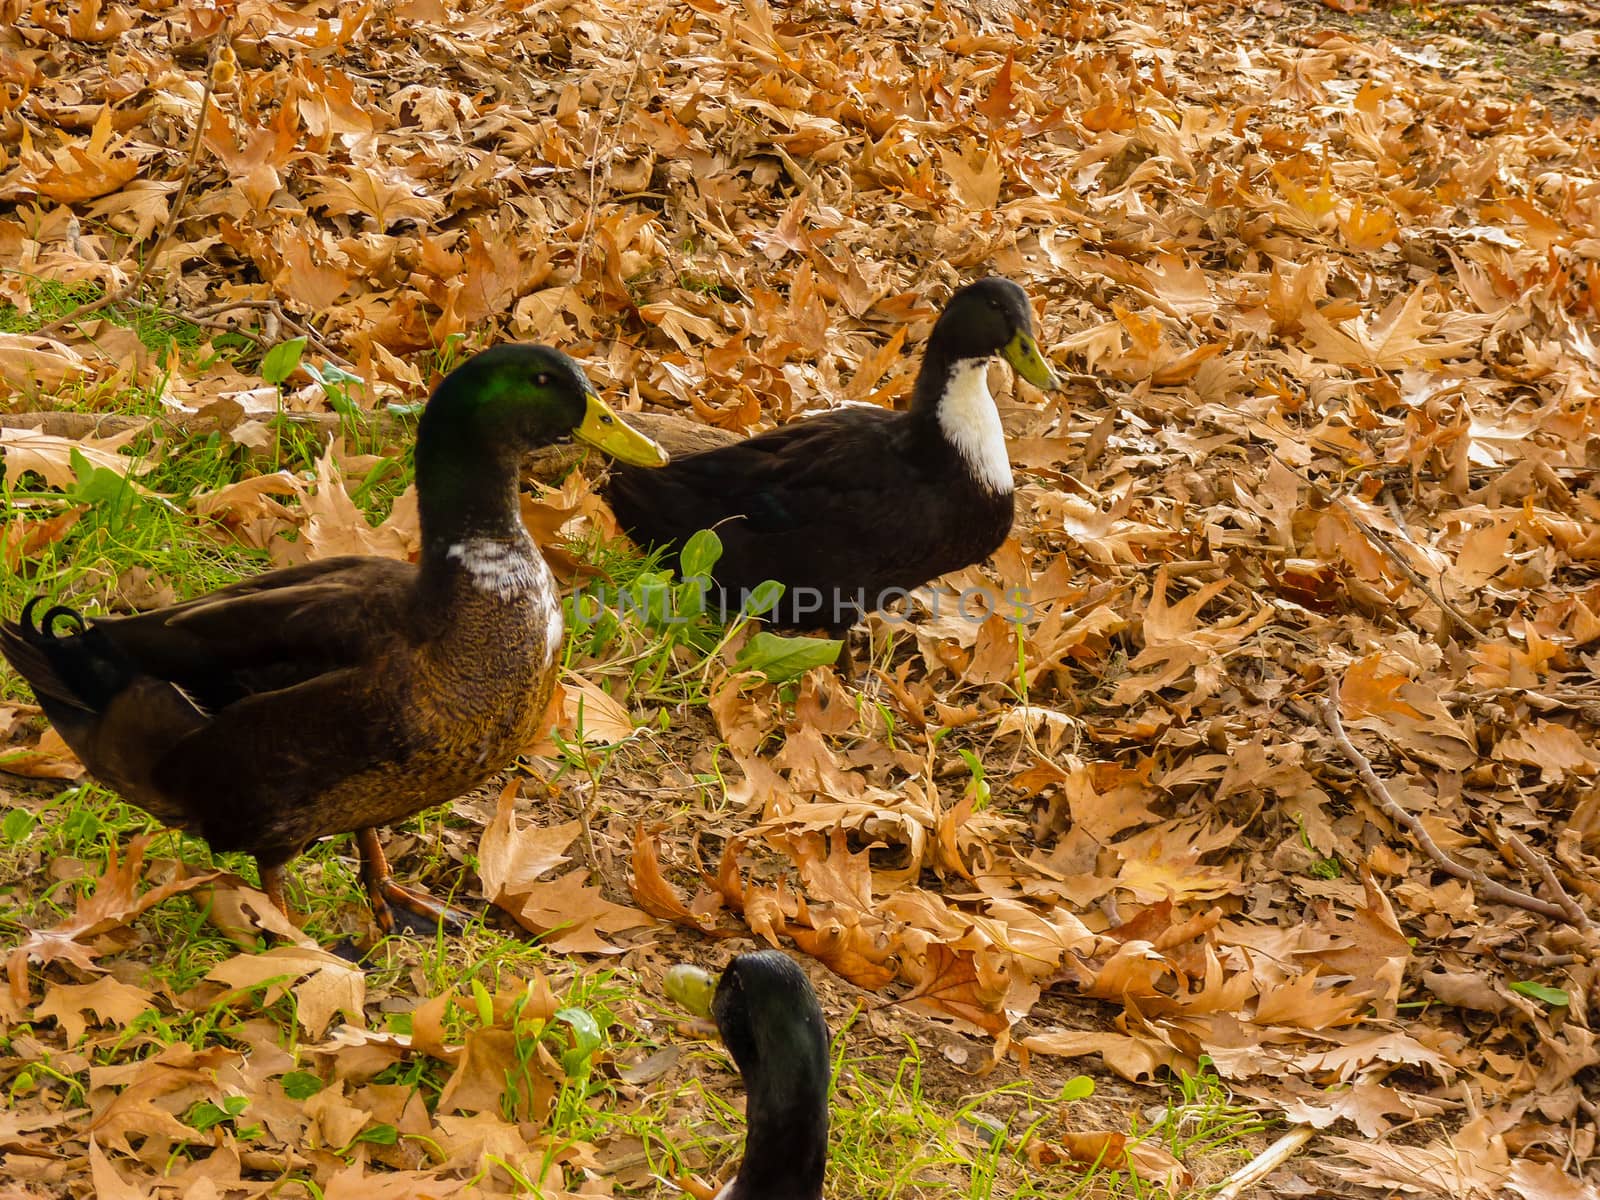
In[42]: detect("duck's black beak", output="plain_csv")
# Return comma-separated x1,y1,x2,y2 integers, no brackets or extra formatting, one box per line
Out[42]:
575,392,669,467
1002,331,1060,391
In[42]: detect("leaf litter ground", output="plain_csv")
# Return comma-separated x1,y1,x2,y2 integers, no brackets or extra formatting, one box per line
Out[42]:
2,0,1600,1196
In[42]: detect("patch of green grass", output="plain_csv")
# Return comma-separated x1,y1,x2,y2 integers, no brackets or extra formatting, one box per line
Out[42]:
807,1036,1264,1199
0,279,98,333
0,277,210,358
823,1035,1096,1199
563,531,742,704
0,446,266,704
565,527,833,705
1129,1059,1272,1188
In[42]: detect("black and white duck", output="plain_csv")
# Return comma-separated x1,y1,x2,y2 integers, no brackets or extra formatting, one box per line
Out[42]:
603,276,1059,637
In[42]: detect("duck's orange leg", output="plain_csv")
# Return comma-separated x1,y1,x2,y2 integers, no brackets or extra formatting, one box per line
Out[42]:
355,828,472,935
261,863,292,918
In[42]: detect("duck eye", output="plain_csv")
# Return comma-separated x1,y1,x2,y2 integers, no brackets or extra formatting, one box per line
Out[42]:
534,372,551,387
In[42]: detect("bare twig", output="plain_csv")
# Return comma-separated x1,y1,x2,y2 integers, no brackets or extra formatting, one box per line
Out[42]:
184,297,352,371
1334,495,1486,643
1318,679,1580,926
1497,950,1581,967
1507,833,1592,931
33,24,229,338
188,298,285,320
269,302,353,372
1213,1126,1317,1200
1266,450,1485,643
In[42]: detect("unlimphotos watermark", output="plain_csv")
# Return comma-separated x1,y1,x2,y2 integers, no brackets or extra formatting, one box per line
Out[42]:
568,582,1037,627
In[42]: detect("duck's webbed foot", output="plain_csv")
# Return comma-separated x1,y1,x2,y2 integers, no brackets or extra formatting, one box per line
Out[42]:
356,827,473,936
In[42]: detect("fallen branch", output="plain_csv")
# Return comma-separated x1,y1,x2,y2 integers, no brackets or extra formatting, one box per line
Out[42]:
1212,1126,1317,1200
1506,832,1592,931
1319,680,1581,927
1334,495,1486,644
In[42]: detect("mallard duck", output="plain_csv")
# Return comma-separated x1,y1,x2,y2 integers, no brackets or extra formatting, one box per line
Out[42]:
668,951,832,1200
0,344,667,933
603,276,1059,637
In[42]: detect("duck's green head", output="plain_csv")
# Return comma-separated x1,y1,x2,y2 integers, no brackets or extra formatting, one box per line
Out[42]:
422,343,668,466
933,276,1059,391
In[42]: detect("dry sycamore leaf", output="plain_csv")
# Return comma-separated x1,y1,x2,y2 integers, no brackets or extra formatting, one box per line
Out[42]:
560,674,636,743
492,869,654,955
1506,1159,1598,1200
786,905,898,990
1278,1077,1437,1137
479,787,653,952
6,837,222,1014
298,440,417,561
89,1133,154,1198
1298,286,1477,370
0,333,94,389
34,977,155,1044
1022,1030,1190,1083
1322,1115,1513,1197
1051,1131,1190,1190
87,1041,241,1154
13,107,139,202
31,0,136,41
630,826,722,932
204,947,365,1038
939,139,1003,209
0,426,154,489
897,942,1011,1036
305,165,446,227
0,726,86,781
190,874,316,947
476,779,582,901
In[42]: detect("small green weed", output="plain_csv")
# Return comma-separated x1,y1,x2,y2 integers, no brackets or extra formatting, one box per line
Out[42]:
566,528,836,702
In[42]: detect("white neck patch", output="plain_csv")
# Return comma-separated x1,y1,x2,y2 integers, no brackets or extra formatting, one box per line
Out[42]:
936,359,1012,494
447,537,559,611
446,537,562,664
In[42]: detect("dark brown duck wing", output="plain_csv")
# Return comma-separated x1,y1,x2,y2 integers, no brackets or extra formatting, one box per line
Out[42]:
0,559,419,840
606,408,905,552
86,556,417,708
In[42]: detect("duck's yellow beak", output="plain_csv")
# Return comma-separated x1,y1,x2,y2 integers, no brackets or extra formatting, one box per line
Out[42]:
664,963,719,1018
575,393,669,467
1002,331,1060,391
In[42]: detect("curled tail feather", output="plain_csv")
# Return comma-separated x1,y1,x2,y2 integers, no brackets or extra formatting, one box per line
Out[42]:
0,598,137,715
